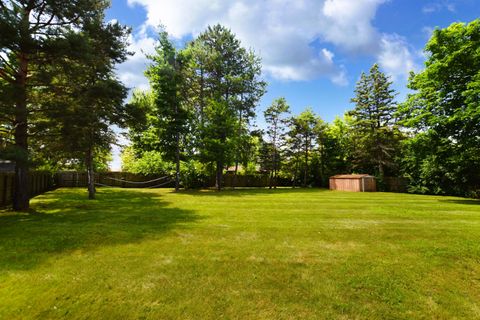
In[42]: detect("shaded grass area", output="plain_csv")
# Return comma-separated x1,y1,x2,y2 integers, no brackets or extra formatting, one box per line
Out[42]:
1,188,480,319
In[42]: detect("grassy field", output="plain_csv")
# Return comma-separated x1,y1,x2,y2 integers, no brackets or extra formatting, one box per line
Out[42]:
1,188,480,319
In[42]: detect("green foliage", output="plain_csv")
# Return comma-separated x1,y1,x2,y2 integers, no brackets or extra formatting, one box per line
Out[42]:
0,0,116,208
124,24,265,190
121,147,208,188
179,160,210,189
187,25,266,189
349,64,401,180
35,14,130,199
323,116,354,175
121,147,173,175
199,100,237,166
263,97,290,188
146,30,191,150
142,29,193,190
286,108,324,187
399,19,480,196
258,140,275,173
124,90,161,152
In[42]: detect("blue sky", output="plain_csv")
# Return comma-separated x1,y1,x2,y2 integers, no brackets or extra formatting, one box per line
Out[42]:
106,0,479,169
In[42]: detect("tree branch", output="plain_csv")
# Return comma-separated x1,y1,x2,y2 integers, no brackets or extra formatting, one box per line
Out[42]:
0,68,16,83
0,54,16,74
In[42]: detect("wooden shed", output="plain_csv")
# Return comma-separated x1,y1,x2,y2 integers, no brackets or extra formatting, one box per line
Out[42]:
329,174,377,192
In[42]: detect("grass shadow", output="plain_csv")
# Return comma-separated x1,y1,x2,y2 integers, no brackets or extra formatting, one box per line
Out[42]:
0,188,200,272
438,199,480,206
174,187,331,197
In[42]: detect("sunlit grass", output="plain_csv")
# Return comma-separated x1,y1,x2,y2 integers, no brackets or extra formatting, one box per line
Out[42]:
1,188,479,319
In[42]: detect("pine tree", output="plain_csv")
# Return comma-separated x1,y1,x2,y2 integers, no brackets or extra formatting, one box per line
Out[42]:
349,64,400,179
287,108,322,187
0,0,112,210
33,15,130,199
145,30,191,191
264,97,290,188
187,25,265,190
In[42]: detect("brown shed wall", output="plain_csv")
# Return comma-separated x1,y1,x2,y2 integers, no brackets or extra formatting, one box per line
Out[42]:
329,176,377,192
329,178,361,192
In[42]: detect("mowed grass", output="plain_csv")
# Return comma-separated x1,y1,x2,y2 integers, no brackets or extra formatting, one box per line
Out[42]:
1,188,480,319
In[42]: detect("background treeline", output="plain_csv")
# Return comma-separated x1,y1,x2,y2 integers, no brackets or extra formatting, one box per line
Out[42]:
0,1,479,212
123,20,480,197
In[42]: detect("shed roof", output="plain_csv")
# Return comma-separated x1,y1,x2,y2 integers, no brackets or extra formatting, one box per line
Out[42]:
330,174,375,179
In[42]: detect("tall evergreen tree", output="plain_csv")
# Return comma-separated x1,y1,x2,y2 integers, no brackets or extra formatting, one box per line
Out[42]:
287,108,321,187
187,25,265,190
0,0,112,210
264,97,290,189
231,51,266,186
313,117,329,186
38,17,130,199
145,30,191,191
349,64,400,179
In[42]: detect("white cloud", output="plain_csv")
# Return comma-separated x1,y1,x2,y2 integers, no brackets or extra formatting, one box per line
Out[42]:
123,0,391,85
322,0,385,54
422,26,435,39
422,1,456,14
331,65,349,86
115,28,156,91
377,34,419,80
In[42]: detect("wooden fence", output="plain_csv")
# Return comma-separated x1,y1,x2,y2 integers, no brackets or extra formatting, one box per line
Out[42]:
56,171,293,189
222,174,269,188
383,177,408,193
0,171,411,207
0,172,56,207
57,171,176,188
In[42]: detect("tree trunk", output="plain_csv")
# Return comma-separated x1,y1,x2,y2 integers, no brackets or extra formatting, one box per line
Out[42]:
215,161,223,191
13,143,29,211
233,110,242,189
175,132,180,192
293,154,300,188
272,123,278,189
174,74,181,192
378,162,384,179
200,68,205,125
233,160,239,189
303,140,309,188
272,148,277,189
13,52,30,211
86,148,95,200
269,170,273,189
319,143,325,187
273,167,277,189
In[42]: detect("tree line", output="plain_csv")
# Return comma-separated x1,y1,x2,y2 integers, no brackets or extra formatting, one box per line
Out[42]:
125,60,401,190
1,1,479,212
124,20,480,197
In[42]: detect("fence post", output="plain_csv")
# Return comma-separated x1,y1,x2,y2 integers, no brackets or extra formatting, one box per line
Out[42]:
2,175,7,206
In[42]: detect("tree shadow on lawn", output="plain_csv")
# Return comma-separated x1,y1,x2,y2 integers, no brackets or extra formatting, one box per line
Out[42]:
175,187,331,197
438,198,480,206
0,188,200,272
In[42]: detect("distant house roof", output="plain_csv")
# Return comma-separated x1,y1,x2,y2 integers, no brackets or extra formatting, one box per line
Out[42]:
225,165,263,173
330,174,375,179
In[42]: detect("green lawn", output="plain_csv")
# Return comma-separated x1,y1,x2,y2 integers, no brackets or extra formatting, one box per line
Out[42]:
1,188,480,319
